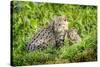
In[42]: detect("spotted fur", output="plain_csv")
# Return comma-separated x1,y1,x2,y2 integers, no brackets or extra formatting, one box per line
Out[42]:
26,16,68,51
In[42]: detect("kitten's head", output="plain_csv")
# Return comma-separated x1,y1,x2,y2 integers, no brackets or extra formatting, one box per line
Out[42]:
67,29,81,43
53,16,68,33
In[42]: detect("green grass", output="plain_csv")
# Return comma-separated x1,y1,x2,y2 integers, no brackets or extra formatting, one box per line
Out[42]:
11,1,97,66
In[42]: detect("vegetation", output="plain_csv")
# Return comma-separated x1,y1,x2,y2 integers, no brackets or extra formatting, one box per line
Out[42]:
11,1,97,66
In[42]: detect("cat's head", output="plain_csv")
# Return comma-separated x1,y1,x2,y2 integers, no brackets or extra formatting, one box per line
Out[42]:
53,16,68,33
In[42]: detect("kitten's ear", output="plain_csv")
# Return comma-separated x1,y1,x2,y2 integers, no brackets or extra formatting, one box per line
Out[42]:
70,28,77,31
74,28,78,32
53,15,57,19
52,15,58,21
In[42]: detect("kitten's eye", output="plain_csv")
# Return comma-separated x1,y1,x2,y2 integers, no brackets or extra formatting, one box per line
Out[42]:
64,18,66,21
63,16,67,21
59,24,61,26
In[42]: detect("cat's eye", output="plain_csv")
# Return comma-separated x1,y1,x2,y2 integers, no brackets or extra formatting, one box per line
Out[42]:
59,24,61,26
63,16,67,21
64,18,66,21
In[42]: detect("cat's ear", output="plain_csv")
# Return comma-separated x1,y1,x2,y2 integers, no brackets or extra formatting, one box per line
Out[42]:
70,28,77,32
52,15,59,21
73,28,78,32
